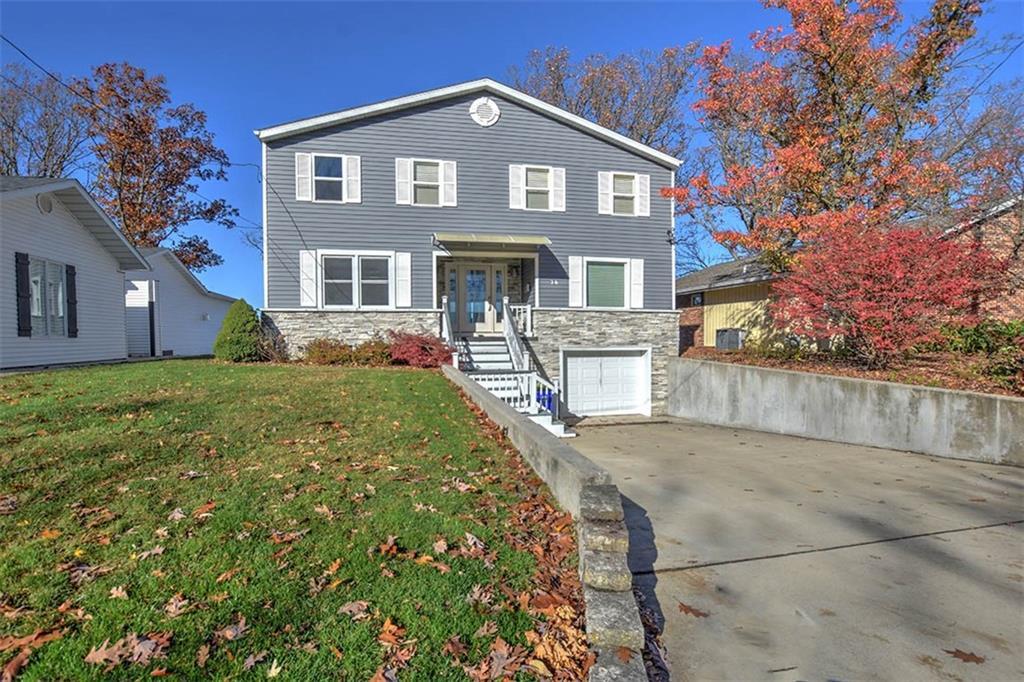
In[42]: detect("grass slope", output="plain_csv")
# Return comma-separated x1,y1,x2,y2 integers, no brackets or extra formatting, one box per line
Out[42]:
0,360,565,679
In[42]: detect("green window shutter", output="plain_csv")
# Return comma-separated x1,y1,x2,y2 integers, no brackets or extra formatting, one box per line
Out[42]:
586,262,625,308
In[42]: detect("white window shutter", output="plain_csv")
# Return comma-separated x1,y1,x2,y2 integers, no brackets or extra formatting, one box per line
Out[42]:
568,256,583,308
441,160,457,206
299,250,318,307
344,155,361,204
509,165,524,210
630,258,644,309
395,252,411,308
637,174,650,217
395,158,412,205
552,167,566,212
598,172,612,215
295,153,312,201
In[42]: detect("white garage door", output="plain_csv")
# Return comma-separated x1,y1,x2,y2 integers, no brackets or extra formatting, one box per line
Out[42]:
563,349,649,416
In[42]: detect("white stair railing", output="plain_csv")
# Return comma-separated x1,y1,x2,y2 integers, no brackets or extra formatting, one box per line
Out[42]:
508,303,533,337
440,295,457,366
502,296,530,371
472,370,535,412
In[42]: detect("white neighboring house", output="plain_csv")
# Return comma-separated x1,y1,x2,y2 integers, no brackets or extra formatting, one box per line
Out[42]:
1,176,149,370
124,248,235,358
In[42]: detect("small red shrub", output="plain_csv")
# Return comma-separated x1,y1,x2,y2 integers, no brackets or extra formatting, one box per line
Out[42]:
771,224,1006,368
388,332,452,368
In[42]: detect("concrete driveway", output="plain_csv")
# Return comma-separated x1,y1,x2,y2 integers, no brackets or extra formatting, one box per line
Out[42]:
573,419,1024,681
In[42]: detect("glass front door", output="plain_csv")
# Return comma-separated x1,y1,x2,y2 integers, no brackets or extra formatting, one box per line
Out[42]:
449,263,506,334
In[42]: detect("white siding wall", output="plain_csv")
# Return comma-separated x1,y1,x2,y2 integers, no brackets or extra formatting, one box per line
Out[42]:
0,194,128,368
125,279,153,357
125,252,233,357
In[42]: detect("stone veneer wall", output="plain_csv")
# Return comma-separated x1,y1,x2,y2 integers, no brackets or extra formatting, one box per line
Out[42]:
524,309,680,414
262,310,439,358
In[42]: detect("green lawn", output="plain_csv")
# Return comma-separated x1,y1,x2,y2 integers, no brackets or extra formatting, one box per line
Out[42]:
0,361,585,679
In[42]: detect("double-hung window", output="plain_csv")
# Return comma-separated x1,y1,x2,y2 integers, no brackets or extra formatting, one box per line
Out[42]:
598,171,650,217
525,167,551,210
509,164,565,211
320,253,393,308
585,260,627,309
313,154,345,202
612,174,636,216
29,256,67,336
412,160,441,206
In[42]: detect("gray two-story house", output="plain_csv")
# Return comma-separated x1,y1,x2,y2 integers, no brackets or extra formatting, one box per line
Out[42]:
256,79,679,424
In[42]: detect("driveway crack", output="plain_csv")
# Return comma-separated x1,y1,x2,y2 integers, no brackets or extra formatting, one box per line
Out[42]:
633,519,1023,576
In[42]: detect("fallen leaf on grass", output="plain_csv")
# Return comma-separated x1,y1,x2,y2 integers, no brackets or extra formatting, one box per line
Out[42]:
338,601,370,621
163,593,189,618
3,649,31,680
0,495,17,516
944,648,985,664
38,528,61,540
84,631,172,672
215,616,249,642
192,501,217,518
442,636,467,660
109,586,128,600
378,535,399,556
216,567,240,583
167,508,186,522
269,530,307,545
377,618,406,647
196,644,210,668
266,658,282,677
473,621,497,639
243,650,267,670
137,546,165,561
432,538,448,554
0,627,64,653
677,601,709,618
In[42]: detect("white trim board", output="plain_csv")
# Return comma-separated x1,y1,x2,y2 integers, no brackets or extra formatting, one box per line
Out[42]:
253,78,680,169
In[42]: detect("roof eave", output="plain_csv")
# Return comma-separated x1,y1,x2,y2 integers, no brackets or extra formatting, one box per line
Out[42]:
253,78,681,169
675,273,778,296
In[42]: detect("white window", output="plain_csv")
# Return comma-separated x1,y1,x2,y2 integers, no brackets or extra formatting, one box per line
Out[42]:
313,154,345,202
598,171,650,217
294,152,361,203
29,256,66,336
585,259,628,309
509,164,565,211
320,252,394,309
395,158,456,206
413,160,441,206
569,256,644,309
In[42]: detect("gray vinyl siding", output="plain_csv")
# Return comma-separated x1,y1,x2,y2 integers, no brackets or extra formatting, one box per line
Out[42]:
264,92,674,310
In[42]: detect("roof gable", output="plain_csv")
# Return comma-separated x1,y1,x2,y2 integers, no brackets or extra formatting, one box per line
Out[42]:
253,78,680,169
131,248,235,302
0,176,149,271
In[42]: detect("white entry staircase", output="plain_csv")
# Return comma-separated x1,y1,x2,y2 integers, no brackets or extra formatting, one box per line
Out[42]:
442,297,574,438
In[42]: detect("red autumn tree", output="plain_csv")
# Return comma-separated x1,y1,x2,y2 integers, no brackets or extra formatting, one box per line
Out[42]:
665,0,1012,365
74,63,237,271
772,220,1004,366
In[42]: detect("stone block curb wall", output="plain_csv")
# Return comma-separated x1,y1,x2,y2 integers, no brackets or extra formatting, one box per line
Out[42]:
442,366,648,680
668,358,1024,466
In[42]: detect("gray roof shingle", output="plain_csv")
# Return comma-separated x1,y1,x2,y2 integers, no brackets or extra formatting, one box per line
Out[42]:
675,255,777,296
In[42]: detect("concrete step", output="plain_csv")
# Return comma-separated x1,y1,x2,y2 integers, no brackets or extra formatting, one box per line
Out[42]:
527,413,576,438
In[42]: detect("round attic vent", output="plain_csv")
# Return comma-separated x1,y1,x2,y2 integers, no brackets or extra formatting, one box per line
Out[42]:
36,193,53,214
469,97,500,127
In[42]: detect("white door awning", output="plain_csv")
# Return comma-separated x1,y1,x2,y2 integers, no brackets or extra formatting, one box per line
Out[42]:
434,232,552,247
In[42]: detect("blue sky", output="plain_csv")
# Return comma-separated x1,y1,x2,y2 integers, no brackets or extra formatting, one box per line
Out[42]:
2,1,1021,305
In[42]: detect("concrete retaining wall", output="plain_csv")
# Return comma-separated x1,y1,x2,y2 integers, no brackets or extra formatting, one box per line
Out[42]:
442,365,647,680
667,358,1023,466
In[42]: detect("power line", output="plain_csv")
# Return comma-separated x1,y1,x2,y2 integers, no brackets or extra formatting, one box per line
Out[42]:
2,33,317,292
922,37,1024,142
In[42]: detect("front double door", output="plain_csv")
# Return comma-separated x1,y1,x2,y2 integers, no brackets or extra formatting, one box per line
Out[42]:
447,262,506,334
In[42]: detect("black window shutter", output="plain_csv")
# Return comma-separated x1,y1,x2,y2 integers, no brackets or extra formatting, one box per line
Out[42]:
15,252,31,337
66,264,78,338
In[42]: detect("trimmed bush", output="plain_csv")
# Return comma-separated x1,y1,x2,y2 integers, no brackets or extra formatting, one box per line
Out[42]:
942,319,1024,355
304,338,391,366
213,299,263,362
388,332,452,368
